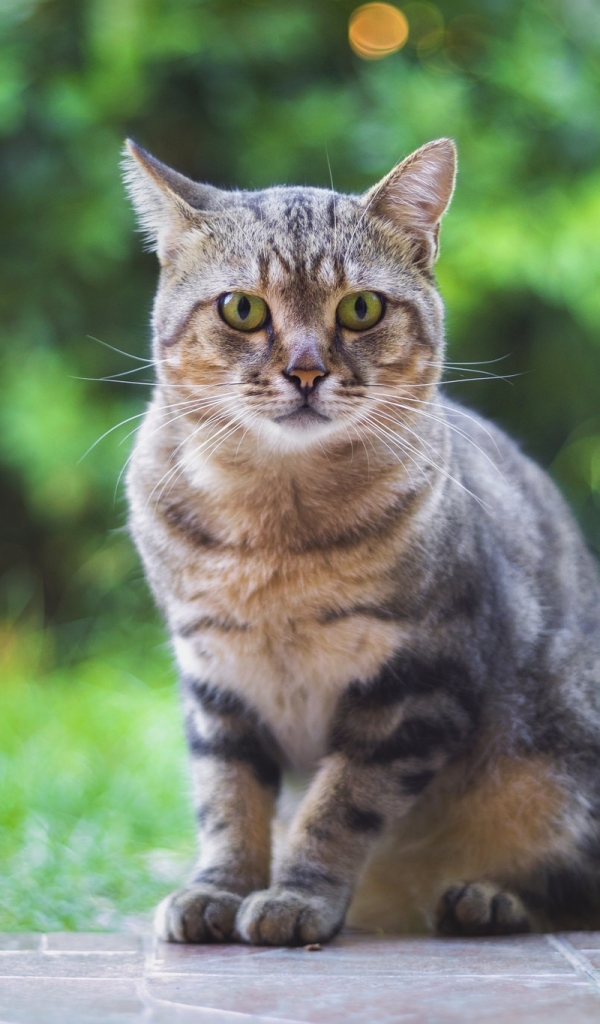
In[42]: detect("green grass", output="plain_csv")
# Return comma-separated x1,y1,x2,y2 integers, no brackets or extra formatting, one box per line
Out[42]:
0,622,196,931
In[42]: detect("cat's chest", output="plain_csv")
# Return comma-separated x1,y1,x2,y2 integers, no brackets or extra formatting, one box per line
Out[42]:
168,540,406,770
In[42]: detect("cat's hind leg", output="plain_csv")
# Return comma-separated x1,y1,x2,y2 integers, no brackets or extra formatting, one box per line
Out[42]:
435,880,532,936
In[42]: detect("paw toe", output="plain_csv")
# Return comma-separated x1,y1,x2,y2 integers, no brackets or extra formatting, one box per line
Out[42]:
435,881,531,937
155,886,242,943
236,889,340,946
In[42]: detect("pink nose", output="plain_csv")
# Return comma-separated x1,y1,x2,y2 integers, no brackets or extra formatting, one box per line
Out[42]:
288,367,326,389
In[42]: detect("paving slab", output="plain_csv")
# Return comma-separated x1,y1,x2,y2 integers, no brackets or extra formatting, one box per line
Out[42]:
1,931,600,1023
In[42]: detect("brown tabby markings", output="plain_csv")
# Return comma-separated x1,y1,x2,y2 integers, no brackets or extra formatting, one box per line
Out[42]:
348,755,577,934
124,137,600,945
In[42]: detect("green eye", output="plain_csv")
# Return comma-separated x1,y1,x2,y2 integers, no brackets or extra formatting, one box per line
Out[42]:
337,291,384,331
219,292,269,332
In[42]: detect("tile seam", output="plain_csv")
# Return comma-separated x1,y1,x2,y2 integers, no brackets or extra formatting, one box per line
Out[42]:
0,975,141,980
137,977,300,1024
146,971,580,979
546,935,600,992
42,946,142,954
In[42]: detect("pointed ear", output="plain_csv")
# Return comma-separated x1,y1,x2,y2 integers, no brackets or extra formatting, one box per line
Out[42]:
122,140,223,259
363,138,456,265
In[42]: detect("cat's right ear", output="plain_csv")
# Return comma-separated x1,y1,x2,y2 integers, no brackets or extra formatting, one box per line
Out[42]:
362,138,457,266
122,140,221,261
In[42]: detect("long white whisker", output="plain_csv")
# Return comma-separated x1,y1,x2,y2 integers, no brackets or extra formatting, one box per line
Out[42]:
158,417,244,506
79,363,161,382
116,394,229,448
79,411,149,463
351,421,375,477
365,411,444,472
71,377,246,389
345,175,387,261
441,354,513,367
113,391,242,503
120,392,237,451
386,390,502,455
360,412,433,487
359,383,503,457
365,374,518,388
86,335,153,363
149,415,241,510
423,358,518,382
360,410,490,512
363,394,502,477
360,397,451,461
325,147,337,257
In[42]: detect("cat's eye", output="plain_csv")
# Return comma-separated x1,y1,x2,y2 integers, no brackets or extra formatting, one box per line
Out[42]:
336,291,384,331
219,292,269,332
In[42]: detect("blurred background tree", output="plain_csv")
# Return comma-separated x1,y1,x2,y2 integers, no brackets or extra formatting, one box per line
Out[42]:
1,0,599,929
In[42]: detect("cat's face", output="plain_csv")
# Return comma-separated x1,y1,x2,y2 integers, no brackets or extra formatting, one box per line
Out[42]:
124,140,455,452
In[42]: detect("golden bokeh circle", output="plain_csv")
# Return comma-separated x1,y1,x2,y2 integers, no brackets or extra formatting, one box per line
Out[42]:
349,3,409,60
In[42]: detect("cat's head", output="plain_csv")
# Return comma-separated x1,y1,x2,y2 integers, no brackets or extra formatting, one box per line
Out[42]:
123,138,455,452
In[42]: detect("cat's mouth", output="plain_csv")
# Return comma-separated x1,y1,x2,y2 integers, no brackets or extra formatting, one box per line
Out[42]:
272,406,331,427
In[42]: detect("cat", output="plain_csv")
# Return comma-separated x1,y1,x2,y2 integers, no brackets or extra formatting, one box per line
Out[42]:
123,137,600,945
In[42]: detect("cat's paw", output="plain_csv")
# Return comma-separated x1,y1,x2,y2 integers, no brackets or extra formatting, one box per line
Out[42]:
235,888,344,946
155,885,243,943
435,880,532,937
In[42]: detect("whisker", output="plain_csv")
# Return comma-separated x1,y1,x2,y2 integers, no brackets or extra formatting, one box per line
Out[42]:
113,391,242,503
83,363,162,382
360,385,503,458
364,374,518,388
364,399,448,462
157,418,243,507
78,411,149,463
86,335,153,363
325,147,337,257
360,409,490,512
359,412,433,487
441,368,519,384
149,414,241,510
155,395,239,472
352,420,377,477
345,174,388,262
385,390,502,455
71,377,246,389
366,410,448,471
234,418,257,463
200,420,250,467
423,356,517,382
441,354,513,367
362,394,502,477
118,392,238,450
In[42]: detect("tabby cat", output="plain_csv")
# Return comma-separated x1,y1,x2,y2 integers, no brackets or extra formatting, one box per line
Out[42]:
123,137,600,944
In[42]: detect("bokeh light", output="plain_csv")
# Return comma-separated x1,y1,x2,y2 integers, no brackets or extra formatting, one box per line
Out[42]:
445,15,488,71
403,2,444,58
349,3,409,60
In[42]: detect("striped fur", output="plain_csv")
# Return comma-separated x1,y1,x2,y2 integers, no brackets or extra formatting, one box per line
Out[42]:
124,138,600,944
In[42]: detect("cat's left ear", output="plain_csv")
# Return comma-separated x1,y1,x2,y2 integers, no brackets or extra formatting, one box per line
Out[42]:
363,138,456,266
122,140,224,262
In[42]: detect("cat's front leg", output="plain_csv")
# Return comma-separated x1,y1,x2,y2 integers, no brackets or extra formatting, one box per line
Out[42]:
236,662,478,945
234,754,403,945
156,676,281,943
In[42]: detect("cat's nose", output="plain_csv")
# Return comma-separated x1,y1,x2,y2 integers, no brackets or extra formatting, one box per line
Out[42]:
283,360,328,393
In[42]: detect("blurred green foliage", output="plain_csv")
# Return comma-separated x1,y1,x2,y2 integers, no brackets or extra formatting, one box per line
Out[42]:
0,634,193,929
1,0,600,928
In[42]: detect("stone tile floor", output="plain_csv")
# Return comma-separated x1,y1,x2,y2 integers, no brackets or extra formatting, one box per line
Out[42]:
2,930,600,1023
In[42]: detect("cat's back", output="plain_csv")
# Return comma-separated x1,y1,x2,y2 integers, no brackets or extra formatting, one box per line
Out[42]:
444,397,598,590
437,399,600,695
